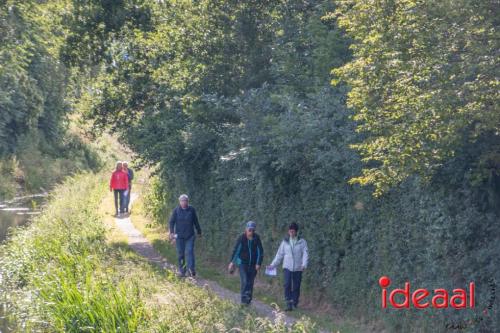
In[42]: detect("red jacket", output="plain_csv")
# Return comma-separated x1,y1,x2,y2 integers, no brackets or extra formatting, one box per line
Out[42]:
110,170,129,190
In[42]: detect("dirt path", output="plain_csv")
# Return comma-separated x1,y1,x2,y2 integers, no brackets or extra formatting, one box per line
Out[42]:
115,193,305,328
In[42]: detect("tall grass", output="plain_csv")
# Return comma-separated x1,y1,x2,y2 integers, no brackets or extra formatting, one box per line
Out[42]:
0,173,146,332
1,171,319,332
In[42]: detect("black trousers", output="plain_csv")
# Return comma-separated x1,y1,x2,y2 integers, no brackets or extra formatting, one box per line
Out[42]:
113,189,125,213
239,264,257,304
284,268,302,306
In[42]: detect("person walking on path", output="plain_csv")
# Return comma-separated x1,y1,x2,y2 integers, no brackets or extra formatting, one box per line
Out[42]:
169,194,202,277
122,161,134,213
268,223,309,311
109,161,129,217
228,221,264,305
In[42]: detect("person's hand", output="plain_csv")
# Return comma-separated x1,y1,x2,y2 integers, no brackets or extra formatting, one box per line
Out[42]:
169,233,176,243
300,266,306,271
255,265,261,271
267,264,275,270
228,262,235,274
197,233,202,238
110,188,112,192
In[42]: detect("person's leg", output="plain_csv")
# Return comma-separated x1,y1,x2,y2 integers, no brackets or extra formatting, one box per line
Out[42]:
126,185,132,212
292,271,302,307
176,237,186,276
113,190,119,215
123,190,128,213
239,265,249,304
246,266,257,304
283,268,293,310
185,234,196,276
119,190,126,213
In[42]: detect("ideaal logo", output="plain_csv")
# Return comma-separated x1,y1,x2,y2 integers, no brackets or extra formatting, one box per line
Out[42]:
379,276,475,309
379,276,496,330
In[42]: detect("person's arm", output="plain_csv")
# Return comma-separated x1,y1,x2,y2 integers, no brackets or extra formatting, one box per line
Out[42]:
192,207,202,235
124,173,129,190
168,208,177,236
129,169,134,181
301,240,309,270
270,241,285,267
230,236,242,264
256,236,264,266
109,174,113,191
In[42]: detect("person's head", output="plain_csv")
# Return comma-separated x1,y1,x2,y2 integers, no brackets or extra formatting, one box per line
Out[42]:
178,194,189,208
245,221,256,238
288,223,299,238
122,161,129,170
115,161,123,171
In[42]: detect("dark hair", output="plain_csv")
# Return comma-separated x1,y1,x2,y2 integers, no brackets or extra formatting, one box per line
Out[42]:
288,223,299,231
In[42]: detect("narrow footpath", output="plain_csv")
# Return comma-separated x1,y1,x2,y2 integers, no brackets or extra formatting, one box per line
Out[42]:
114,193,312,330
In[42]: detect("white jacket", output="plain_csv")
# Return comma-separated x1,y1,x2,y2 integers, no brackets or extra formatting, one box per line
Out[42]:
271,236,309,272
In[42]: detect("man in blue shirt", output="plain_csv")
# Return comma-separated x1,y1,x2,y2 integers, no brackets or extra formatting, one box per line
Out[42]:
228,221,264,305
169,194,202,277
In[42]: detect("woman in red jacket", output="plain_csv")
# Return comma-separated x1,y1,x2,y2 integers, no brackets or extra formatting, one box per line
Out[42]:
110,161,129,216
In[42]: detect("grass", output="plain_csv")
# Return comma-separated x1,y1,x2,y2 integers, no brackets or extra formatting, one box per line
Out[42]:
0,173,149,332
0,164,321,332
130,174,363,333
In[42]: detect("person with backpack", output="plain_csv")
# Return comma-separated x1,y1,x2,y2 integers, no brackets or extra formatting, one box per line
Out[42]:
109,161,129,217
228,221,264,305
168,194,202,277
268,223,309,311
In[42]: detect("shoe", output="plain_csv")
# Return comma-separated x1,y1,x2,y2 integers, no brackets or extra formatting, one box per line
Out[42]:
285,302,293,311
177,271,186,278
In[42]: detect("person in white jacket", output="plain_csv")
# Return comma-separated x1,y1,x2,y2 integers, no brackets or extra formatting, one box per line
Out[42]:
268,223,309,311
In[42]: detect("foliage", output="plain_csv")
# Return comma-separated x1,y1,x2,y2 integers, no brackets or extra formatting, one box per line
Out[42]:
0,169,319,333
0,173,147,331
0,0,103,199
3,0,499,332
332,0,500,194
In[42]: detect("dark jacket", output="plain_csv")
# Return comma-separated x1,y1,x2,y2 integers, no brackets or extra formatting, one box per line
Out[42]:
230,233,264,266
168,206,201,239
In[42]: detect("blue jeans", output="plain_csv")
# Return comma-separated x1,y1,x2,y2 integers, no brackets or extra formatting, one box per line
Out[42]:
239,264,257,304
284,269,302,307
113,190,125,214
176,234,196,275
123,186,131,212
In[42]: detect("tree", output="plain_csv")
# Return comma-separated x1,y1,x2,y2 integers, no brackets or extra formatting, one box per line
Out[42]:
333,0,499,195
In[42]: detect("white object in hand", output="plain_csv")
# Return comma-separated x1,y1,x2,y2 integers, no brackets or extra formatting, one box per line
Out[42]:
265,266,277,276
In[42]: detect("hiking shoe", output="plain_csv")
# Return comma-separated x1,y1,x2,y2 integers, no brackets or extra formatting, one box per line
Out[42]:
177,271,186,278
285,303,293,311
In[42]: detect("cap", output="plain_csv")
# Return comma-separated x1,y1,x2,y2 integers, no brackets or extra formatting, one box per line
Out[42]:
246,221,257,230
